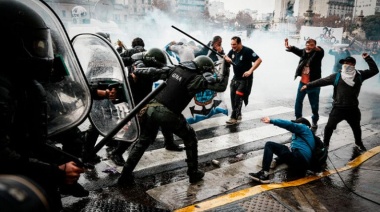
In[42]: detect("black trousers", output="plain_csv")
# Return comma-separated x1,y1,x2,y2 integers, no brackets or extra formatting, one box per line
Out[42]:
323,106,362,147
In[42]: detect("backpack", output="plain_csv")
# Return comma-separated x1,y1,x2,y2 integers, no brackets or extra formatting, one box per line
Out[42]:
299,134,328,172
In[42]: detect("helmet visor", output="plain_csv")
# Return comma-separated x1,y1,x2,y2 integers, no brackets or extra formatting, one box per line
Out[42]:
22,28,54,60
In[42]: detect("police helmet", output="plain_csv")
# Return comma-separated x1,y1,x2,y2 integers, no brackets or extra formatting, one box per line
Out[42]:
143,48,167,68
95,32,111,43
193,55,215,73
1,0,54,79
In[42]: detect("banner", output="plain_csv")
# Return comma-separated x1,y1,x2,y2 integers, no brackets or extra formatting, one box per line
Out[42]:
300,26,343,46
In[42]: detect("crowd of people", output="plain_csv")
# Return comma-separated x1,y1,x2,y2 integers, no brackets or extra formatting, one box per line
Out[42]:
1,1,379,211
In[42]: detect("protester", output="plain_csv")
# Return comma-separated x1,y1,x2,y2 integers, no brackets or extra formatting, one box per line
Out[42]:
119,37,146,70
0,1,86,211
224,36,262,125
249,117,315,184
285,38,324,132
196,35,224,62
165,39,199,62
328,46,351,73
301,54,379,151
116,55,230,186
109,48,185,166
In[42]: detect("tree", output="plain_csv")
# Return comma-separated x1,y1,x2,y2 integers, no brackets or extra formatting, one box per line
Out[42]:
362,15,380,40
234,11,253,29
152,0,171,13
295,14,344,31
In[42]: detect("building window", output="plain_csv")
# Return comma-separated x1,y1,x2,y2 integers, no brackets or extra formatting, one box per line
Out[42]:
62,10,66,17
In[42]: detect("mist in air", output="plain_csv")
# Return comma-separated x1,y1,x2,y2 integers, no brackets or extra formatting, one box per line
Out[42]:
67,7,380,104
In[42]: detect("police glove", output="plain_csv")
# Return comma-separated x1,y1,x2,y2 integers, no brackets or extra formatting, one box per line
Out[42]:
203,72,216,84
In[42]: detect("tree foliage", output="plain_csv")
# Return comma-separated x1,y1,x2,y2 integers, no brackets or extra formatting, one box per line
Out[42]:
152,0,171,13
234,11,253,28
362,15,380,40
295,14,344,31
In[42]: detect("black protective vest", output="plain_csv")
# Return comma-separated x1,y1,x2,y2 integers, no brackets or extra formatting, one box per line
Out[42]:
155,67,197,114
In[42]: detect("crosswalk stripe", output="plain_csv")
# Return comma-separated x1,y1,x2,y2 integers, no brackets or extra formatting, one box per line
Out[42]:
190,106,294,131
111,114,328,173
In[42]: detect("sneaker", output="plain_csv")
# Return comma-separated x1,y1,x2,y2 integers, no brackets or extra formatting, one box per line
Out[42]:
165,144,184,152
226,118,238,125
110,153,125,166
188,170,205,184
355,143,367,152
248,170,270,184
60,183,89,197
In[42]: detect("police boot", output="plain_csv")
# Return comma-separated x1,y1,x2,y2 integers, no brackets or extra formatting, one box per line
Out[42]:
60,183,89,197
185,146,204,184
117,164,135,187
162,130,184,152
82,130,101,164
110,142,132,166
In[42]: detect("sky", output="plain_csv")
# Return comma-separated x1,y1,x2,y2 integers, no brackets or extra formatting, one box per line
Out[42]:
211,0,276,14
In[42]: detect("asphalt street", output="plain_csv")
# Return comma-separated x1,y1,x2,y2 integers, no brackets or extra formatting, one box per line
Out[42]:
62,80,380,212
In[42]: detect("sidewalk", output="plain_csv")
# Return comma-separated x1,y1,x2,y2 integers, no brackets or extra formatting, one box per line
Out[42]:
174,144,380,211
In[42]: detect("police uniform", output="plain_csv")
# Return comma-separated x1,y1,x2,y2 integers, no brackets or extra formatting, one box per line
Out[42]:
118,59,230,184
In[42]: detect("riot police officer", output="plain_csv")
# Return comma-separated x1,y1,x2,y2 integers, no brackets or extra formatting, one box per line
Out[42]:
110,48,184,166
0,1,90,211
117,55,230,186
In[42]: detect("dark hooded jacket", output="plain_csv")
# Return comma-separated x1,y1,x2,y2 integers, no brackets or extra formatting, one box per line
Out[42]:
306,56,379,108
287,46,324,81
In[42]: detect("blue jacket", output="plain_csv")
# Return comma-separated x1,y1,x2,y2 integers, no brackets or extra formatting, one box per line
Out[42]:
270,119,315,163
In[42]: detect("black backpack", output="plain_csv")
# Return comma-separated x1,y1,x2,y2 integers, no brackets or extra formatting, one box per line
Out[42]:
300,134,328,172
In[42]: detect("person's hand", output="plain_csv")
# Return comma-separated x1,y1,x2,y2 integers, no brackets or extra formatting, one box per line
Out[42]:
59,161,85,185
116,40,124,47
362,52,369,58
300,85,307,91
261,117,271,124
285,38,290,49
215,45,223,53
242,70,252,78
223,55,232,63
131,73,137,82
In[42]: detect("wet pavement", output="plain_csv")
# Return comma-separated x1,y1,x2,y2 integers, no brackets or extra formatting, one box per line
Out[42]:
61,87,380,212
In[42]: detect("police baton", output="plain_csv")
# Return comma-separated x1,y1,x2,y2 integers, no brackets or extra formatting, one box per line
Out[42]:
171,25,236,66
92,81,167,154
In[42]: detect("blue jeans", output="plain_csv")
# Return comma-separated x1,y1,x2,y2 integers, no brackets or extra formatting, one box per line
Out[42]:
295,82,320,124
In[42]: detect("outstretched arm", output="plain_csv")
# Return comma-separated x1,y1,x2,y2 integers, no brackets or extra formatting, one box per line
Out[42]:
360,53,379,80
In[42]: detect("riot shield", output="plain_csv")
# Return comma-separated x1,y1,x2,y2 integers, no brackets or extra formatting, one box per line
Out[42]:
72,34,139,142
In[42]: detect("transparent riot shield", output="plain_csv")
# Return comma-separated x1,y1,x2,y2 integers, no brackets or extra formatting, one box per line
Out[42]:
72,34,139,142
13,0,93,136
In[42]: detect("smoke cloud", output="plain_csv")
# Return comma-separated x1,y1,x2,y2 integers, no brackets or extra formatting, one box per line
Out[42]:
66,7,380,103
